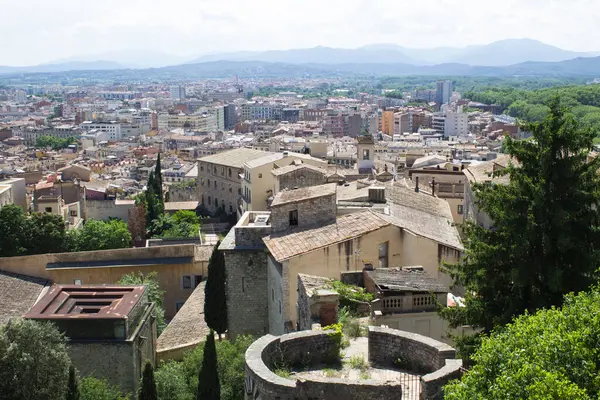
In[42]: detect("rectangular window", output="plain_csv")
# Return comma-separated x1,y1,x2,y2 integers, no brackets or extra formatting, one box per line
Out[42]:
457,205,464,215
363,149,370,160
379,241,389,269
73,279,83,285
70,210,77,217
289,210,299,226
175,302,185,312
182,275,192,289
45,207,52,213
242,277,245,293
194,275,203,288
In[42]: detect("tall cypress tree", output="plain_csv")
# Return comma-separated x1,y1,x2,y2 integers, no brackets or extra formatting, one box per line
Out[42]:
65,364,80,400
197,332,220,400
146,171,158,225
204,241,228,338
442,98,600,337
139,361,158,400
153,153,164,210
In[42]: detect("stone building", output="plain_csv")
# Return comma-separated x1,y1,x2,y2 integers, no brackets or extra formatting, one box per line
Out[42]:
271,163,327,195
197,148,271,217
220,182,463,337
25,284,156,395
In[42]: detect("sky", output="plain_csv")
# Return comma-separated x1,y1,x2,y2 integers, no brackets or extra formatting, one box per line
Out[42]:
1,0,599,66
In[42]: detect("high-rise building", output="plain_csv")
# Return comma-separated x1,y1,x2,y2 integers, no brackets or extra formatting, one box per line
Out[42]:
435,81,453,105
224,104,236,129
169,85,186,100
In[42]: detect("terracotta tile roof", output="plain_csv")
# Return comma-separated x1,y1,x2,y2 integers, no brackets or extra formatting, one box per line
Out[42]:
263,211,390,262
156,282,209,353
0,270,49,325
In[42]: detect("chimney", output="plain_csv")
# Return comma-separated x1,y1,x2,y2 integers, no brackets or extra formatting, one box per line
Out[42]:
415,176,419,193
431,178,436,196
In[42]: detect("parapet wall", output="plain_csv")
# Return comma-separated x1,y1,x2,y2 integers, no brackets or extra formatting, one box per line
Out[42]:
245,327,463,400
368,326,462,400
245,330,403,400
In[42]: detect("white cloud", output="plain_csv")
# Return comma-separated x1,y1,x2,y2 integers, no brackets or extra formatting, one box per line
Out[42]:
0,0,598,65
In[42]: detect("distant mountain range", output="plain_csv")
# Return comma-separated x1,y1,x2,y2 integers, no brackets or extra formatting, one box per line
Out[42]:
1,39,600,78
191,39,598,67
0,60,124,74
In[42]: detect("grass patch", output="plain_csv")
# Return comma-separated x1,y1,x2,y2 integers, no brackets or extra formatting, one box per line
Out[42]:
359,370,371,380
343,318,367,338
346,355,369,371
274,368,292,379
324,368,341,378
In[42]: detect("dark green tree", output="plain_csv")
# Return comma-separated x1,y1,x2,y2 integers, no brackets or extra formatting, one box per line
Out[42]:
66,364,81,400
153,154,164,210
146,171,160,226
441,99,600,351
139,361,158,400
196,332,220,400
27,212,69,254
204,242,228,337
0,319,71,400
0,204,30,256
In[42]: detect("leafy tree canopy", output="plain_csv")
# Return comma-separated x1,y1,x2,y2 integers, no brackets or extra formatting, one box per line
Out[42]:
0,319,71,400
445,287,600,400
442,99,600,353
35,135,77,150
68,219,132,252
118,272,166,335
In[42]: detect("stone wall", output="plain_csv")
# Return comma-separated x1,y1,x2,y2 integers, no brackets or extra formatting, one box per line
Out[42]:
277,168,325,192
244,327,462,400
270,193,336,233
66,303,156,396
168,184,199,202
368,326,462,400
244,330,405,400
224,250,269,337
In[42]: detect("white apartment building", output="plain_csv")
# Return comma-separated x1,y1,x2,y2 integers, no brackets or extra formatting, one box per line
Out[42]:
81,121,122,141
169,85,186,100
444,111,469,138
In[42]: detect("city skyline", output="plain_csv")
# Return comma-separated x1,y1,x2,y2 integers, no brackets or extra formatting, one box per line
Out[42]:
2,0,600,66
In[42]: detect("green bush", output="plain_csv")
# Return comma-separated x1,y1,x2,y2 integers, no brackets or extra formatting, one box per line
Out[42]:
154,361,192,400
80,377,129,400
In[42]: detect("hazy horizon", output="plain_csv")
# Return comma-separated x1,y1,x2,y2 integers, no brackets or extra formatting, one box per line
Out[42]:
2,0,599,66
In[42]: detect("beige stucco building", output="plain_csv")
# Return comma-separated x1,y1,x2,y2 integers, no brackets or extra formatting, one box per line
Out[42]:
240,151,327,214
0,244,214,318
221,182,463,337
197,148,270,217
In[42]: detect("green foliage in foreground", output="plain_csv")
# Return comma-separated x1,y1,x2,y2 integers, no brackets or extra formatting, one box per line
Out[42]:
117,272,166,335
155,335,254,400
80,377,130,400
0,319,71,400
328,280,373,313
441,100,600,345
444,287,600,399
